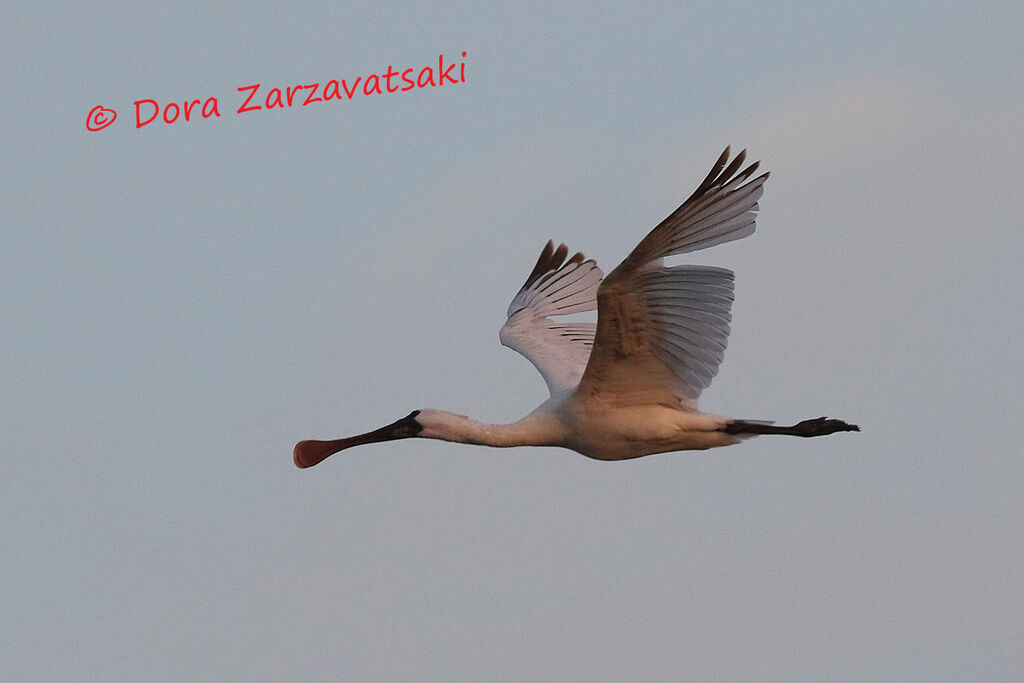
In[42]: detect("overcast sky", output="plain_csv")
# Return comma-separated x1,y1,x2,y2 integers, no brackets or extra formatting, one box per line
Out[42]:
3,2,1023,680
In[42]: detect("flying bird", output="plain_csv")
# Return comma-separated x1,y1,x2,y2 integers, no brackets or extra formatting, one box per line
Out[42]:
294,147,858,468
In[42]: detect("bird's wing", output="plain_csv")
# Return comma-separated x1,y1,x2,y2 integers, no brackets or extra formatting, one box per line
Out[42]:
499,241,604,395
576,147,768,410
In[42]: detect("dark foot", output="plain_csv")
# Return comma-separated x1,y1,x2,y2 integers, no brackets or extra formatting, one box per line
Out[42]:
791,417,860,437
724,417,860,437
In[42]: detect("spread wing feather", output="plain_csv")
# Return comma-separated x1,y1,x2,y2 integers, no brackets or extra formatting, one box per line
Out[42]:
577,147,768,410
500,241,603,395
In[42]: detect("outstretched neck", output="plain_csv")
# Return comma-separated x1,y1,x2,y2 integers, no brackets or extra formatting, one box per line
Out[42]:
416,408,564,449
293,407,568,469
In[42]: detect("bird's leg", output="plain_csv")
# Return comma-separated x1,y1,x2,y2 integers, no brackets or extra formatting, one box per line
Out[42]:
723,417,859,437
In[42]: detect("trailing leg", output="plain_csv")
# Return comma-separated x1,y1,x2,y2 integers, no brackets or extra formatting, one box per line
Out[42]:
723,417,859,437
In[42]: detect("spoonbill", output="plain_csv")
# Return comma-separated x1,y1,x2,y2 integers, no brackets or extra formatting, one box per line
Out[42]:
294,147,858,468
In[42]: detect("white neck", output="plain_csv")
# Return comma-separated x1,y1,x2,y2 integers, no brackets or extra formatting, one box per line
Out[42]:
415,409,566,449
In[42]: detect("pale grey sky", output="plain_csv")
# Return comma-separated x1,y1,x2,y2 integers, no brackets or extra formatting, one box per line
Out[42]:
3,2,1023,680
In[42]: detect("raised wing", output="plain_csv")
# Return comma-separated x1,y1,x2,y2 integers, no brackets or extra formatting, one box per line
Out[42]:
499,241,604,395
576,147,768,410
